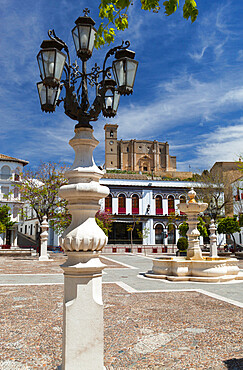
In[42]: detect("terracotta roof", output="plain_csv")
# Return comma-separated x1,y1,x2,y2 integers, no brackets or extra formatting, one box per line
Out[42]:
0,154,29,166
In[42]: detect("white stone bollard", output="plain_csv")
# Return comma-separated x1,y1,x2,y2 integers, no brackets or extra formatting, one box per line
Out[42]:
39,216,49,261
59,124,109,370
209,219,218,258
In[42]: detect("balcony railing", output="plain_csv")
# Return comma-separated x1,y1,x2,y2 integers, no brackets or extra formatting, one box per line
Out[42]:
132,207,139,215
0,174,11,180
0,194,21,202
118,207,126,214
156,208,163,215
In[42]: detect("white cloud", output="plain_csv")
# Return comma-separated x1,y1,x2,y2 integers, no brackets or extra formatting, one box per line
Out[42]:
177,123,243,172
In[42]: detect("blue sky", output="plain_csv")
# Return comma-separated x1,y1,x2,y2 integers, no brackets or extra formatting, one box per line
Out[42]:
1,0,243,173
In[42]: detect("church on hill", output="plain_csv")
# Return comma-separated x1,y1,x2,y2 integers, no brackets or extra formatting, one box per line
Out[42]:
104,124,191,179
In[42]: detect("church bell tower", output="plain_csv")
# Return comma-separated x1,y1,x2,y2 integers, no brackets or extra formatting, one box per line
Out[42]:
104,124,118,169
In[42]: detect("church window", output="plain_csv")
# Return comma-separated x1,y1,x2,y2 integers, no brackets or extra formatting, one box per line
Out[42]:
132,194,139,214
111,161,113,165
110,130,113,137
127,147,129,152
155,195,163,215
105,194,112,214
118,194,126,214
111,148,113,152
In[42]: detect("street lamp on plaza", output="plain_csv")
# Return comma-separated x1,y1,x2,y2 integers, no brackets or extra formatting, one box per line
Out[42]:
36,8,138,370
36,8,138,121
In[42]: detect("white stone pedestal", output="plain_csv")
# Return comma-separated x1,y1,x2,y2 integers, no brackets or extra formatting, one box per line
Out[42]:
61,252,105,370
209,219,218,258
178,188,207,260
39,216,49,261
59,124,109,370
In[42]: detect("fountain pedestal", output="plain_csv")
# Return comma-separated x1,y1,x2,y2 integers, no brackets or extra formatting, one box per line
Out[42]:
145,189,242,283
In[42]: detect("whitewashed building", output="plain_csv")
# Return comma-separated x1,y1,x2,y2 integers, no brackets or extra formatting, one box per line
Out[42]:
99,177,206,253
0,154,28,246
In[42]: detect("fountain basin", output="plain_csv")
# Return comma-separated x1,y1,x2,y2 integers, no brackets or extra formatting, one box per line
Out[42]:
145,257,243,283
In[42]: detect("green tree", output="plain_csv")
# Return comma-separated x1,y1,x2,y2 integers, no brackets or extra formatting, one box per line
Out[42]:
179,217,208,238
126,215,142,251
96,0,198,47
17,162,68,226
0,205,15,243
17,162,68,253
217,217,240,253
95,210,113,236
196,170,233,220
50,207,113,237
177,237,188,251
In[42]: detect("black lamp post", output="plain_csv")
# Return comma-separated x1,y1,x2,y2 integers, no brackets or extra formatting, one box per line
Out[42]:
36,8,138,124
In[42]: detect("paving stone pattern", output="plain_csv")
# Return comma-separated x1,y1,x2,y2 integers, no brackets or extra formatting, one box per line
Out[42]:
0,254,124,274
0,283,242,369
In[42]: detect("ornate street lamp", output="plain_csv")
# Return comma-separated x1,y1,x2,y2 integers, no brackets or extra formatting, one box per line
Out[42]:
37,82,61,112
102,79,120,118
36,8,138,121
72,12,96,61
113,49,138,95
37,39,66,88
36,8,138,370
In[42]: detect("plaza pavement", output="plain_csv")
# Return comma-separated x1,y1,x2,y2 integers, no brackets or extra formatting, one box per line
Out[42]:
0,253,242,369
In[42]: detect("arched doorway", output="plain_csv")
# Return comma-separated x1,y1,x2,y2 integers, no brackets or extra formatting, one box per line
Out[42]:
155,224,164,244
167,224,176,244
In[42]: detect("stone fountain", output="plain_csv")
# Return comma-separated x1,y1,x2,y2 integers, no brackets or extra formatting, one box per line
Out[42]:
145,188,243,282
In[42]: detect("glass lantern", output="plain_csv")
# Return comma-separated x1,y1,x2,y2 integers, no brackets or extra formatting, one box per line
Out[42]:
37,82,61,112
112,49,138,95
102,80,120,118
72,15,96,61
37,40,66,88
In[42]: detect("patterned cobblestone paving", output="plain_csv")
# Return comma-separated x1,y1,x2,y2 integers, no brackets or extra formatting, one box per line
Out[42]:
0,283,242,369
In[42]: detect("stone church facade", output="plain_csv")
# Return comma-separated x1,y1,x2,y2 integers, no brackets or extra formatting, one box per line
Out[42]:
104,123,178,175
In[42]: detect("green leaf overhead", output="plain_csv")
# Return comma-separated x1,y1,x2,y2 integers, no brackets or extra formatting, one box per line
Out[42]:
96,0,198,48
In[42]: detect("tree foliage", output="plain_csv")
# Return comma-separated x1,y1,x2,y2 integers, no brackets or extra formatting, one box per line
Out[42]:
0,205,15,234
177,237,188,251
17,162,68,225
95,210,113,236
196,169,233,220
179,217,208,238
217,217,240,252
96,0,198,47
